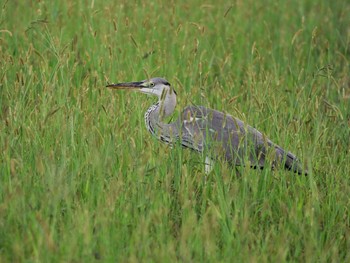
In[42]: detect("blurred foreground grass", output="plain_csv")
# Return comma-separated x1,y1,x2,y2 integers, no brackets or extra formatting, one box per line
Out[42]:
1,0,350,262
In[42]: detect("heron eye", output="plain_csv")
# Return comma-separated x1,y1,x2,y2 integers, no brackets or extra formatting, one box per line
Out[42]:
150,82,155,87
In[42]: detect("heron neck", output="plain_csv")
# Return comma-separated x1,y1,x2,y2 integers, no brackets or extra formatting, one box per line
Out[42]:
158,90,177,120
144,103,161,136
144,102,179,142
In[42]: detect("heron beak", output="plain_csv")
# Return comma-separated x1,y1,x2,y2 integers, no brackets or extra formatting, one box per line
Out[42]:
106,81,144,90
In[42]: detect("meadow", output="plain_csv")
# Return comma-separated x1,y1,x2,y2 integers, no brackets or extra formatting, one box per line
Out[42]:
1,0,350,262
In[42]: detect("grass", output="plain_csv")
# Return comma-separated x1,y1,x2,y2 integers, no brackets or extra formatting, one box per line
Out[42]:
1,0,349,262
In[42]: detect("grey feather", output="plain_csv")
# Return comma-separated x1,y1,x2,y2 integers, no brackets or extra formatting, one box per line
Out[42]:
179,106,307,175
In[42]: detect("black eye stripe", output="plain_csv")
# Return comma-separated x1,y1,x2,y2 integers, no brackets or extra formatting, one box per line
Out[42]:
149,81,172,87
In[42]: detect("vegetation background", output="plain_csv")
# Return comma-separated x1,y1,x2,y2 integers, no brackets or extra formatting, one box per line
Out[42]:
1,0,349,262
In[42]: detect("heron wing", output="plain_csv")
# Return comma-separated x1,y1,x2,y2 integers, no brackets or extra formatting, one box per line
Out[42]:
180,105,273,167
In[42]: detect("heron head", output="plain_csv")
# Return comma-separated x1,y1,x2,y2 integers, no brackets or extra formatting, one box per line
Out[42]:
106,77,176,98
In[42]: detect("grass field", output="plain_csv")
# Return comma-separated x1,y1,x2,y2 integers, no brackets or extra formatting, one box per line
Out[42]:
1,0,350,262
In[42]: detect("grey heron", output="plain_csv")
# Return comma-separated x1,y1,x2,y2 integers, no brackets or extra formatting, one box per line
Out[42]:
106,77,307,175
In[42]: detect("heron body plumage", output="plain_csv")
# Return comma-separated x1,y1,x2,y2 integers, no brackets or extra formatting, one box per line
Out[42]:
107,77,307,175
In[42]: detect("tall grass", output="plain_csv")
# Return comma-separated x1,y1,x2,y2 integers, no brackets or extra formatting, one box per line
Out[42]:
1,0,349,262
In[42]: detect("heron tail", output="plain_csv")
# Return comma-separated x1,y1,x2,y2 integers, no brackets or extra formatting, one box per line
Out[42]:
275,146,308,175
